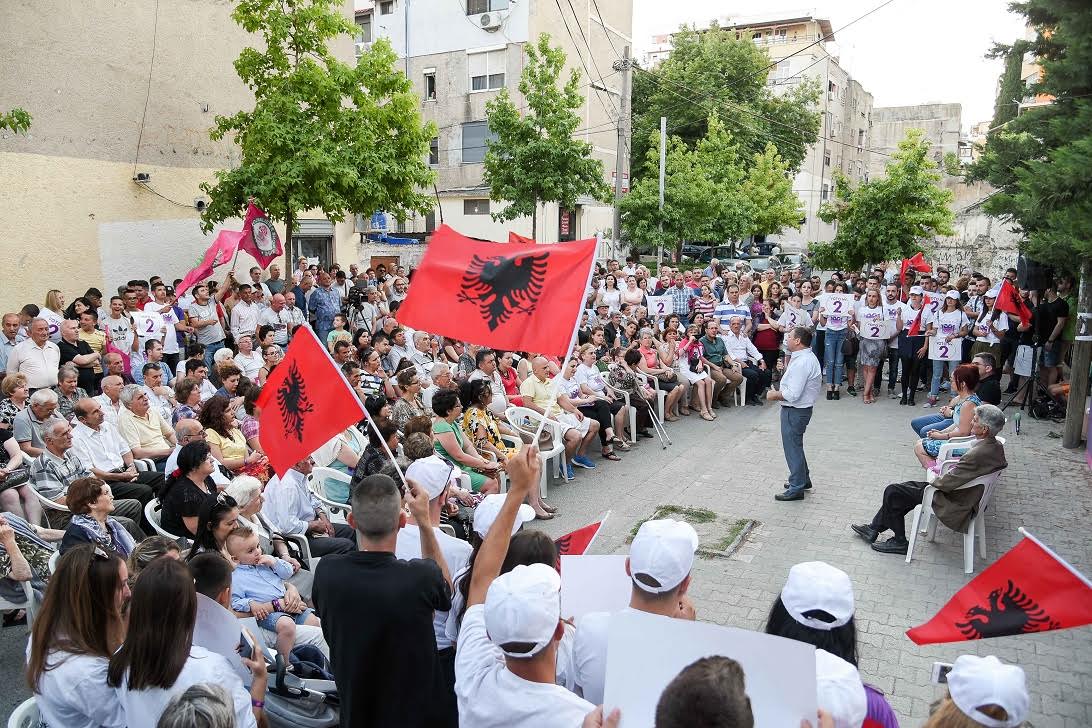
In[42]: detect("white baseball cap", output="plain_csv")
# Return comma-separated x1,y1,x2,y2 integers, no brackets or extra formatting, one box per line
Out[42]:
629,519,699,594
986,286,1001,298
909,285,924,296
484,563,561,658
780,562,855,631
948,655,1029,728
472,493,535,538
946,290,961,300
404,455,456,501
815,649,867,728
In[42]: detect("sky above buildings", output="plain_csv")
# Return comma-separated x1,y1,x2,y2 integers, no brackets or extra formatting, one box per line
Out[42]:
634,0,1028,129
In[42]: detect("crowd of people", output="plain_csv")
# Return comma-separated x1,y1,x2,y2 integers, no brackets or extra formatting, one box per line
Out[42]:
0,252,1064,727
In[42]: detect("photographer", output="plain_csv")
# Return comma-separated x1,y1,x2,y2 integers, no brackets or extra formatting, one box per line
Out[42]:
345,286,381,335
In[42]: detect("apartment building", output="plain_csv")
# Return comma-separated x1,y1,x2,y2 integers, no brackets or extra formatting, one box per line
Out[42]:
644,15,874,248
355,0,632,242
868,103,962,180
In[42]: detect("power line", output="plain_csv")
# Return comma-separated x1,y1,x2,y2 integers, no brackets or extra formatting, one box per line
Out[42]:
132,0,160,175
553,0,617,122
590,0,621,57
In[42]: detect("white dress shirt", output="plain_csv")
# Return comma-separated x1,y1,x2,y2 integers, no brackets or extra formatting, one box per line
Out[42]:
261,468,322,535
71,421,130,472
720,330,761,364
229,301,259,341
779,347,822,409
94,394,122,429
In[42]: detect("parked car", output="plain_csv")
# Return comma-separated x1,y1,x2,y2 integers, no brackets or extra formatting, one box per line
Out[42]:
695,245,740,264
681,243,711,259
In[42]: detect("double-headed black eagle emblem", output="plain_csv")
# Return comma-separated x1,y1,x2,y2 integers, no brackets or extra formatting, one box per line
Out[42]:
276,361,314,442
955,579,1060,639
457,252,549,331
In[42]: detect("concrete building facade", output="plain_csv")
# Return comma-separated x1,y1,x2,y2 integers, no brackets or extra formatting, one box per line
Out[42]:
867,103,962,180
355,0,631,244
0,0,362,309
644,15,874,250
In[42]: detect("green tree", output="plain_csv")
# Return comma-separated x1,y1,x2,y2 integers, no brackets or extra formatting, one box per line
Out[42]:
630,24,821,178
810,128,954,271
692,116,752,244
740,142,804,238
200,0,436,260
0,107,31,134
483,34,610,240
986,40,1030,131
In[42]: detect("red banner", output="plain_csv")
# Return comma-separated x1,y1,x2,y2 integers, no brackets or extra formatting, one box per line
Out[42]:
256,327,365,477
898,252,931,287
399,225,596,356
555,519,605,559
994,278,1033,324
177,229,243,297
240,203,283,270
907,533,1092,645
508,231,536,244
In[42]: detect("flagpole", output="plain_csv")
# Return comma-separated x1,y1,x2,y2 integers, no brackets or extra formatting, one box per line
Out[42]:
299,326,407,483
584,510,611,553
530,248,599,444
1017,527,1092,590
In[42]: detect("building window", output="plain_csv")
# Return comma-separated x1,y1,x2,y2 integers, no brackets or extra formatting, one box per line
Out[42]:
823,151,830,167
355,16,372,43
461,121,495,163
424,70,436,101
751,31,763,44
774,28,787,42
469,49,505,92
467,0,508,13
379,1,394,14
821,184,829,201
424,210,437,232
429,137,439,165
464,199,490,215
770,60,790,84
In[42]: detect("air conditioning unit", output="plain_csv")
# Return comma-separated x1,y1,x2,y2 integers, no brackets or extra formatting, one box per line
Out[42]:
476,10,507,30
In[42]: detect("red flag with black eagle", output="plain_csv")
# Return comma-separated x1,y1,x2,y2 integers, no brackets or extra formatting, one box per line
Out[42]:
898,252,932,287
240,202,283,270
906,532,1092,645
993,278,1033,324
398,225,597,356
256,326,365,477
554,514,609,571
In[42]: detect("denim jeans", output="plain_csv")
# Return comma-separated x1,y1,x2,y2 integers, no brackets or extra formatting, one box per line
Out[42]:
203,340,224,371
823,328,847,386
781,406,814,495
929,359,948,397
910,413,951,439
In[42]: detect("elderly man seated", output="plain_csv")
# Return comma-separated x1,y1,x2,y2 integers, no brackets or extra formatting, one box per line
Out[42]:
851,403,1007,555
116,384,176,471
29,419,145,539
519,356,599,479
165,418,232,487
14,388,63,459
262,457,356,556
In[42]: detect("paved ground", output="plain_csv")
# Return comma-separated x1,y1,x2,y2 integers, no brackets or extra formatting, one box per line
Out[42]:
2,382,1089,725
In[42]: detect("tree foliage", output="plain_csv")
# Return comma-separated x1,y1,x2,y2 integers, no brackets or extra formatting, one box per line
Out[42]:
0,107,31,135
810,128,954,271
967,0,1092,270
741,142,804,238
483,34,610,239
986,40,1030,131
630,24,821,179
200,0,436,250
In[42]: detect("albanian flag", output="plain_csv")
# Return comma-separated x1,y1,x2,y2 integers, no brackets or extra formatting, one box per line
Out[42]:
399,225,597,356
508,231,536,244
898,252,932,287
907,531,1092,645
555,514,609,566
993,278,1033,324
256,326,365,477
240,202,283,270
177,229,243,297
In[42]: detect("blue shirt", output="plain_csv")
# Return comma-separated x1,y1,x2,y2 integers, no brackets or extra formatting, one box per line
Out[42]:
713,302,751,328
668,285,694,316
0,333,26,373
309,287,342,327
230,558,295,612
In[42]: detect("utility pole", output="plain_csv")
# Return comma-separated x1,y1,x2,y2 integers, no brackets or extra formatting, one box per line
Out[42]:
612,45,631,262
1063,261,1091,448
658,115,666,269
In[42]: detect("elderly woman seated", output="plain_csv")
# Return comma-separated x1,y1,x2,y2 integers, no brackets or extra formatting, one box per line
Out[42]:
59,477,136,559
199,395,268,478
0,512,61,624
852,404,1008,555
431,389,500,496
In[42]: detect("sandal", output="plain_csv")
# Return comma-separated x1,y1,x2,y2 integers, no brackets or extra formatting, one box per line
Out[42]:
610,436,631,451
602,450,622,461
700,412,715,421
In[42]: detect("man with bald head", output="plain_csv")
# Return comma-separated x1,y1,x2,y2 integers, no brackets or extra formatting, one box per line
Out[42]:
103,351,135,385
259,292,294,346
519,356,599,479
165,418,231,486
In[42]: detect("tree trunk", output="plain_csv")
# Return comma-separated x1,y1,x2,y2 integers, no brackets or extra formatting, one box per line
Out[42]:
531,199,537,242
284,203,294,273
1062,260,1091,448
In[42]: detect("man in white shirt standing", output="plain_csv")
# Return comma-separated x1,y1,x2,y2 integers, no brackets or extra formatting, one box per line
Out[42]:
143,283,184,372
248,266,272,300
257,294,293,347
571,519,698,705
455,448,598,728
768,326,823,501
229,284,259,344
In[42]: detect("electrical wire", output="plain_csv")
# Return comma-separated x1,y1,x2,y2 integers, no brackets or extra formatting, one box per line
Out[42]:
553,0,617,122
132,0,160,175
137,181,197,209
590,0,621,57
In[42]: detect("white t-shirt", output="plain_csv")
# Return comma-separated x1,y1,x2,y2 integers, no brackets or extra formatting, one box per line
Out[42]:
101,315,135,353
570,607,648,705
41,308,66,343
932,309,970,342
143,301,180,354
31,648,125,728
114,645,255,728
395,523,472,651
234,350,263,380
974,309,1009,344
455,604,594,728
574,363,609,396
882,300,904,348
901,303,923,332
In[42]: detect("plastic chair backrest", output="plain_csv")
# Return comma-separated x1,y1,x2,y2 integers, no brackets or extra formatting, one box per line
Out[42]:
7,697,38,728
144,498,182,540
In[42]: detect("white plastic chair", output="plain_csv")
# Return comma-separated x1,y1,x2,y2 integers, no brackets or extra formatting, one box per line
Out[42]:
602,380,637,444
309,468,352,518
926,435,1006,483
905,468,1004,574
48,550,59,575
133,458,156,471
7,697,38,728
504,406,568,497
31,489,69,529
0,581,37,633
144,498,187,542
634,372,666,422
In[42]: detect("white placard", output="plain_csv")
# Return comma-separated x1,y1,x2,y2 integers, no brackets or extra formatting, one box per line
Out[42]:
646,295,672,317
560,555,632,621
604,610,817,727
929,320,964,361
1014,344,1035,377
130,311,163,340
857,309,890,340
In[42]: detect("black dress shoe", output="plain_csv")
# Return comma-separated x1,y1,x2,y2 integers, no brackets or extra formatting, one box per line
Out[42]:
826,391,833,401
638,430,654,438
833,390,841,400
774,490,805,501
851,524,878,543
871,538,909,554
908,394,916,406
899,395,907,405
783,482,813,490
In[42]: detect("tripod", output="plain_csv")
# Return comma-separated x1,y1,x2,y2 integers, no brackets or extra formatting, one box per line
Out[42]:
1002,343,1054,414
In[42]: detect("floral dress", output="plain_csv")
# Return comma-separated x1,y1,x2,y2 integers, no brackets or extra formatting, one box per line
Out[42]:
462,406,517,459
53,387,88,421
0,399,23,430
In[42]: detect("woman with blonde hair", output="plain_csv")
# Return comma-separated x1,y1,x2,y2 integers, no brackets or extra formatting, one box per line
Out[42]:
42,289,67,343
921,655,1027,728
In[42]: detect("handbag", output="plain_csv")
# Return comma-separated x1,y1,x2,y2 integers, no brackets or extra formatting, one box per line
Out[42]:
841,330,859,358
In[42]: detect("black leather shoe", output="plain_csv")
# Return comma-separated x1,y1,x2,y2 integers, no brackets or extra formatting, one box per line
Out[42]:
908,394,916,406
833,390,841,400
774,490,805,501
851,524,878,543
783,482,813,490
638,430,654,438
826,391,834,401
899,395,907,405
871,538,909,554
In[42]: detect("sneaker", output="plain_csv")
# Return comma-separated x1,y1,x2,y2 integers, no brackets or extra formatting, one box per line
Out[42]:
923,397,937,408
571,455,596,470
564,463,575,479
847,386,857,397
